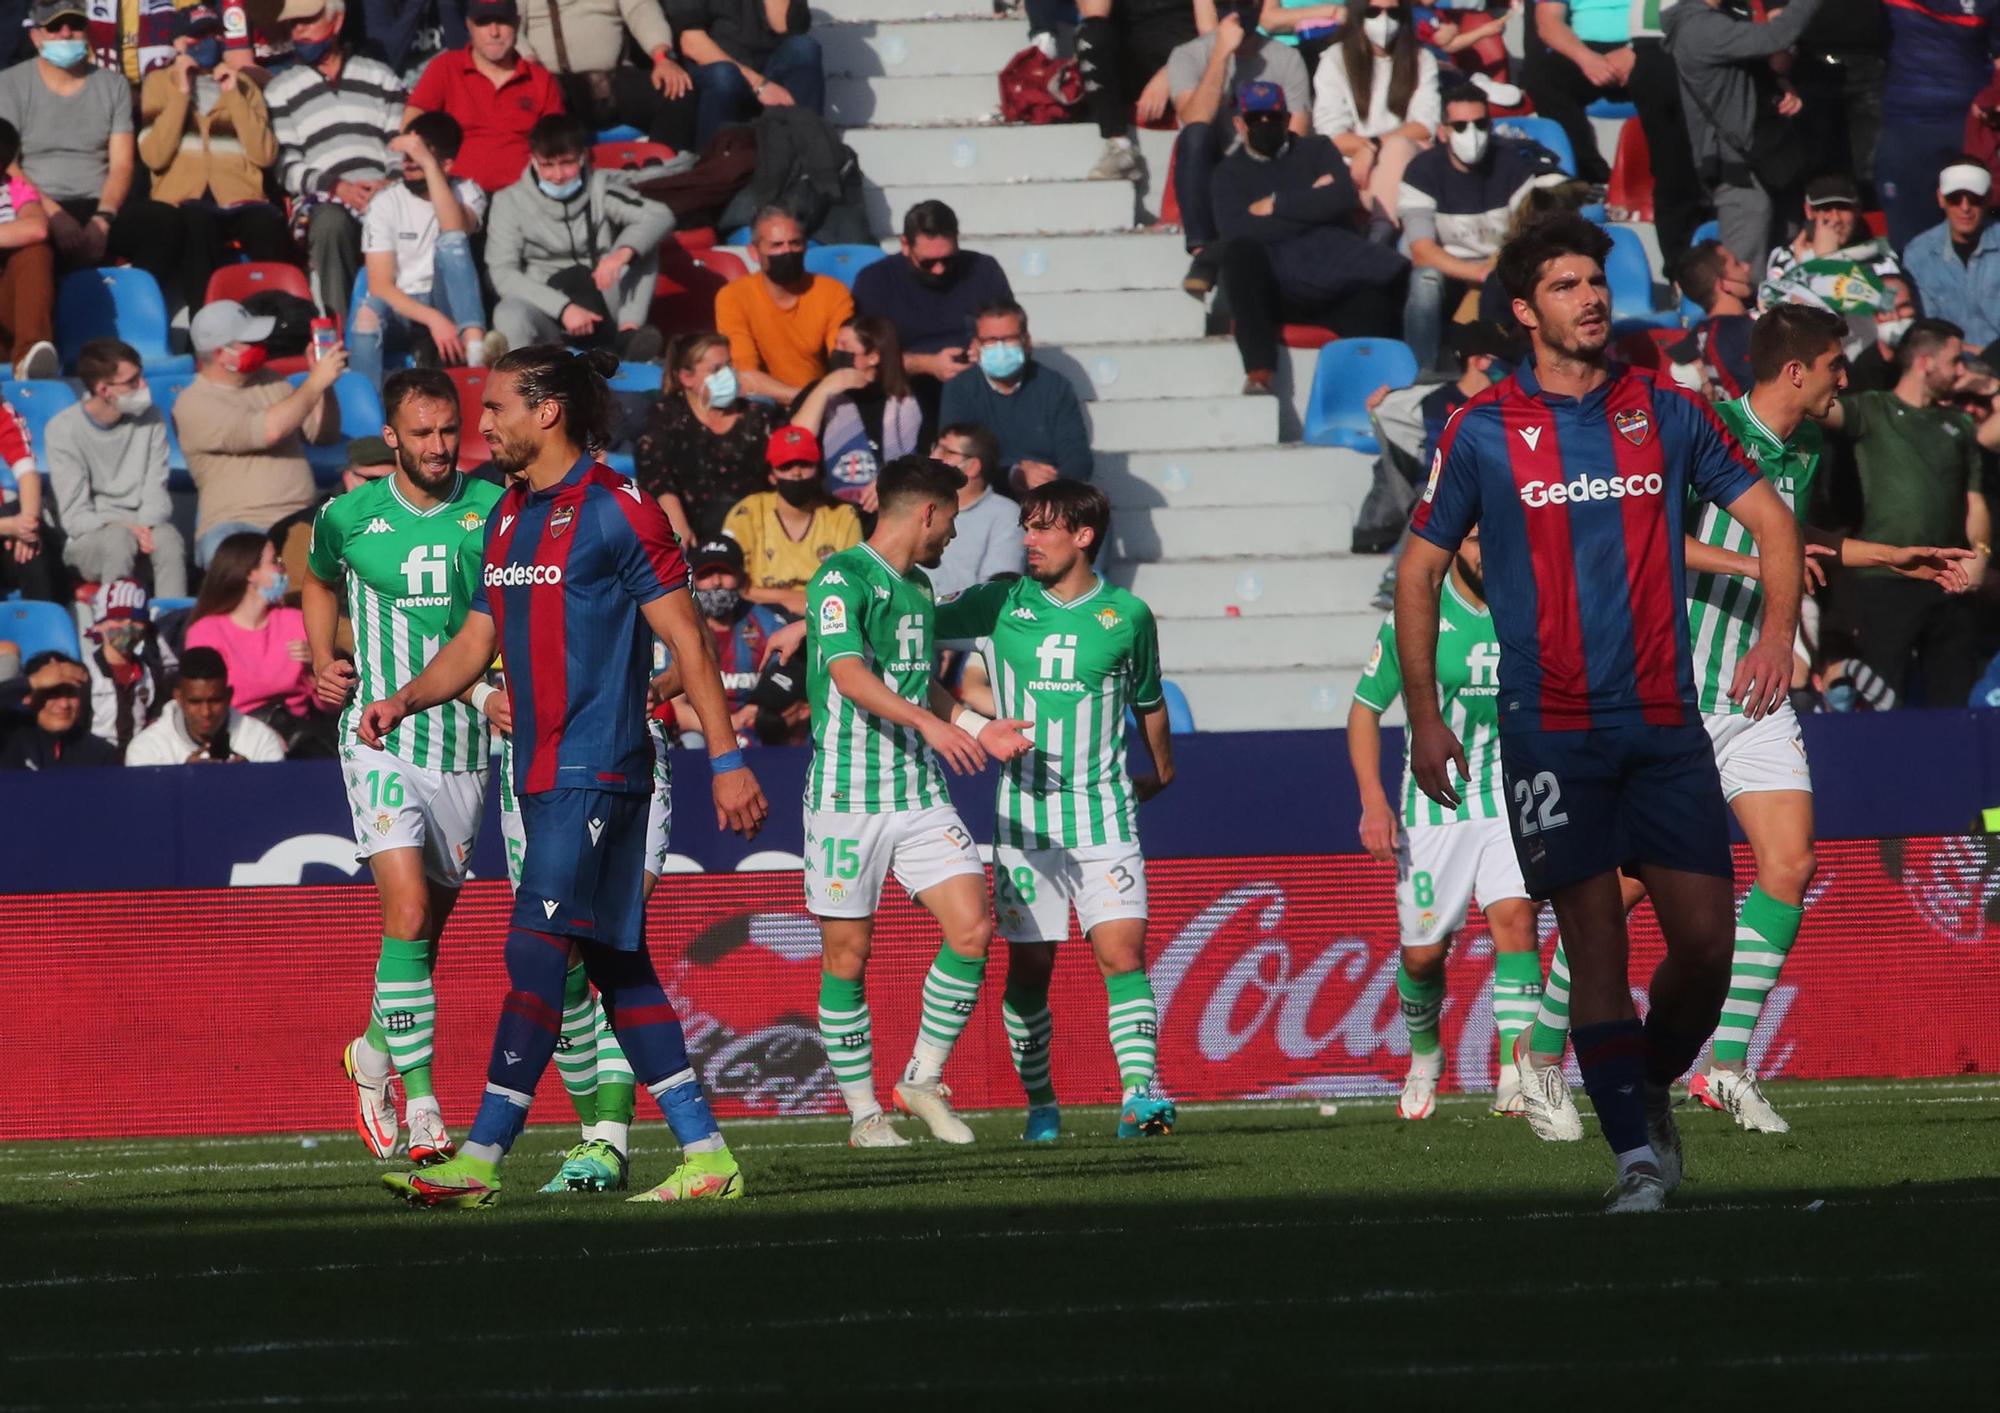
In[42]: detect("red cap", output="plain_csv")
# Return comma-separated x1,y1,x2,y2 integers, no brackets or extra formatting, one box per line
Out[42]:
766,425,822,468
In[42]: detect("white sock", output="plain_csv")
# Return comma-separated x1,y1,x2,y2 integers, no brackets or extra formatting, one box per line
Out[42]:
462,1139,503,1162
902,1044,950,1088
843,1085,883,1124
590,1120,630,1155
352,1035,390,1080
1109,134,1133,150
464,334,487,367
405,1094,441,1121
682,1133,726,1155
1031,30,1058,59
1615,1144,1660,1179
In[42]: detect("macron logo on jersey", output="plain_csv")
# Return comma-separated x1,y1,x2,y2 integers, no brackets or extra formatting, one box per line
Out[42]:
1518,426,1544,452
485,563,564,587
499,515,516,535
1518,471,1664,509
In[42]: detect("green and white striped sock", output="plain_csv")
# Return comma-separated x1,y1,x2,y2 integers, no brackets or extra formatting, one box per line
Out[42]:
1397,963,1445,1057
906,946,986,1085
1711,886,1803,1068
1002,978,1056,1107
818,973,878,1121
1105,970,1159,1094
1527,941,1572,1059
1491,952,1544,1076
555,964,599,1133
593,1003,636,1152
373,937,436,1100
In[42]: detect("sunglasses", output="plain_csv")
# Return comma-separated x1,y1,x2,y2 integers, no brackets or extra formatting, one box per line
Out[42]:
1944,191,1986,207
1447,118,1491,133
43,17,86,34
37,685,82,702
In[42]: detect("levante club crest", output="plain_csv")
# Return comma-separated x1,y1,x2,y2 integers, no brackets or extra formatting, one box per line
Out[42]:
549,505,575,538
1613,408,1651,447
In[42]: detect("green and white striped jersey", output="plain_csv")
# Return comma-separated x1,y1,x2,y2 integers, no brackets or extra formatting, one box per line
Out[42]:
1687,397,1818,717
935,575,1163,850
805,543,951,814
1352,577,1504,827
307,472,502,770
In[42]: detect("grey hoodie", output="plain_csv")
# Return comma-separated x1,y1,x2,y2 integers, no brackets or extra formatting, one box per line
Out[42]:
1662,0,1825,170
485,167,676,328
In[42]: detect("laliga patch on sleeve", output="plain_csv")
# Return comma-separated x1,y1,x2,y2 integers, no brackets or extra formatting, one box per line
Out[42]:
820,595,847,635
1366,639,1383,674
1423,448,1442,504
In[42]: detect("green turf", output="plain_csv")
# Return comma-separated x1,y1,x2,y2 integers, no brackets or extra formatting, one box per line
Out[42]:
4,1078,1997,1407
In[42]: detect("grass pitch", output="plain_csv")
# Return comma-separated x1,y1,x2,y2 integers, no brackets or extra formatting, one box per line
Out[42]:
4,1077,1996,1408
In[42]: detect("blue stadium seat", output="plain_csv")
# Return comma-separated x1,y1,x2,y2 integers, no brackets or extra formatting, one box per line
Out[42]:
1493,116,1576,177
602,449,636,478
1125,679,1195,734
1303,338,1419,452
148,596,194,621
1682,221,1722,322
288,370,385,482
150,371,198,491
55,267,193,375
1601,225,1682,332
4,379,79,472
594,124,645,144
0,599,81,660
805,244,889,288
607,361,663,394
1586,98,1638,121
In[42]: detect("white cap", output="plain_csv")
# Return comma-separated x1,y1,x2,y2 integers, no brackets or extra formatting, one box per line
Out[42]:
1939,163,1993,199
190,300,276,356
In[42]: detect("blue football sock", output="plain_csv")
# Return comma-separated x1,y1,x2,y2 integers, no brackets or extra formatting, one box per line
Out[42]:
467,928,570,1154
1573,1019,1651,1159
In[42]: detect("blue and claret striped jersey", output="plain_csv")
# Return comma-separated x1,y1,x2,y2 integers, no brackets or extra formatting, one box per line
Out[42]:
1410,362,1760,734
471,456,691,796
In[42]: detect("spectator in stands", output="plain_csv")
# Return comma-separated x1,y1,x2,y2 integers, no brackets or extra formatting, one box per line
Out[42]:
0,2,188,294
401,0,563,197
486,113,672,362
1073,0,1208,184
265,0,406,320
1788,0,1884,198
722,424,861,617
1846,273,1917,394
1677,238,1754,399
788,316,921,512
125,644,287,764
671,0,824,146
0,391,53,601
363,0,470,79
851,199,1012,406
0,650,117,768
137,5,289,315
668,534,798,744
0,116,56,381
1765,174,1903,293
1398,84,1568,373
1210,81,1409,394
1903,159,2000,351
1661,0,1825,278
938,299,1093,488
174,299,346,567
715,205,853,403
1520,0,1701,264
46,337,186,598
1824,318,1990,708
636,330,777,545
928,422,1026,600
1170,5,1310,297
1311,0,1440,232
79,577,167,756
184,530,323,739
350,112,493,387
1876,0,1999,251
512,0,696,152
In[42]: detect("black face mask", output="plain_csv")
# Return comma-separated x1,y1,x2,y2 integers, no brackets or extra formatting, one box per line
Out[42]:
828,349,855,371
776,477,820,508
913,256,956,290
764,250,807,286
1244,119,1287,159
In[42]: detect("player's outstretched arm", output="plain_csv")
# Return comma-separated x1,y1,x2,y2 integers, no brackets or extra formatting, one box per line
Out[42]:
1724,480,1804,720
832,656,988,776
1345,699,1399,863
642,589,769,839
926,678,1032,763
1806,522,1979,591
1684,534,1761,582
1130,701,1175,803
358,610,497,747
1394,536,1467,809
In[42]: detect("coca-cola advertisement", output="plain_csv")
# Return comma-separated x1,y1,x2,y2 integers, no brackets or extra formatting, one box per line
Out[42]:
6,836,1997,1141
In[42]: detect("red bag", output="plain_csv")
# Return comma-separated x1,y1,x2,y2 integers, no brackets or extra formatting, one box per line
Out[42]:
999,45,1084,125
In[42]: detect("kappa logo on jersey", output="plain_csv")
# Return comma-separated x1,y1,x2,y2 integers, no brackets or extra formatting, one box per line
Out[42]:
361,517,395,535
587,816,605,845
485,562,564,587
1518,470,1664,508
1518,426,1545,453
549,505,576,539
820,570,846,586
1009,607,1038,621
873,585,890,600
1613,407,1651,447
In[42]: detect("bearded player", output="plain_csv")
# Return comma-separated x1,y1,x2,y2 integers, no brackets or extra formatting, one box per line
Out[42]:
1513,305,1976,1139
364,345,767,1208
1349,525,1545,1121
306,367,505,1165
934,481,1178,1141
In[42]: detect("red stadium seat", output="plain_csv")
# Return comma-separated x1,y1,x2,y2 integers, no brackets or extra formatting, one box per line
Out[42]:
204,261,312,308
1864,209,1887,238
674,226,717,252
591,140,676,171
650,248,749,337
447,366,491,468
1281,324,1337,349
1158,144,1180,228
1605,118,1654,224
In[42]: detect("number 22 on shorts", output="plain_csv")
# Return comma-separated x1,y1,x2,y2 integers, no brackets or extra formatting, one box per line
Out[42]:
1513,770,1568,837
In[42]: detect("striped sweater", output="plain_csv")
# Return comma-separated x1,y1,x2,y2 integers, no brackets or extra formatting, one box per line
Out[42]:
264,52,404,197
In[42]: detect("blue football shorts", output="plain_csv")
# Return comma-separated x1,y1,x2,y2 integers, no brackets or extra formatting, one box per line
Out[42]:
512,787,651,951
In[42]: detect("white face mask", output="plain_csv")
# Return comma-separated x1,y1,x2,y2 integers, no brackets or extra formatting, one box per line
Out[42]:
1447,125,1489,166
1364,14,1400,49
113,388,153,419
1876,316,1913,349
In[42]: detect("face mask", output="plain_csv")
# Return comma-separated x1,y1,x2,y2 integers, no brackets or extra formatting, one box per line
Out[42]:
1244,119,1287,159
694,586,741,620
979,341,1027,381
1448,125,1489,166
113,388,153,419
703,365,738,408
536,173,584,201
188,37,224,69
775,478,819,508
763,250,807,285
913,259,955,290
828,349,856,372
1363,14,1399,48
1825,682,1856,713
259,571,290,605
39,37,87,67
221,344,268,375
1877,316,1913,348
292,37,336,65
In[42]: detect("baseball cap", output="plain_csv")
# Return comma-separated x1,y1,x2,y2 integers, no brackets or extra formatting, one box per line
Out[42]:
346,435,395,477
87,578,150,637
31,3,88,25
276,0,331,20
766,425,821,468
465,0,521,22
1803,174,1861,210
190,300,276,356
1941,163,1994,199
174,4,224,38
1238,80,1287,115
691,538,745,576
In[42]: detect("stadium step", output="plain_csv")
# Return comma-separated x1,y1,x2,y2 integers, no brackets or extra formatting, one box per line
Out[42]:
978,231,1190,294
868,178,1134,239
1159,613,1383,673
1022,289,1207,345
1039,338,1248,403
812,0,994,22
1106,554,1389,619
1098,445,1374,507
1087,395,1280,453
831,75,998,127
1111,503,1354,563
1172,667,1370,732
844,123,1110,187
821,17,1030,79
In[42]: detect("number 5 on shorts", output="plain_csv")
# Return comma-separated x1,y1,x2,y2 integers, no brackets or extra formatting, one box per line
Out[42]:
820,838,861,879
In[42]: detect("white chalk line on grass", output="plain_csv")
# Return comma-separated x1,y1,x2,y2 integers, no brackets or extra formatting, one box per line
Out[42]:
0,1269,1927,1367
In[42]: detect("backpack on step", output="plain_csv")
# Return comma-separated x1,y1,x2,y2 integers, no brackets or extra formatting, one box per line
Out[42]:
999,45,1083,125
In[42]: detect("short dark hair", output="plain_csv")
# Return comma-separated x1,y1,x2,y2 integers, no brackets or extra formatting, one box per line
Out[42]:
1896,317,1966,375
1497,212,1613,307
77,337,141,390
1440,85,1488,117
406,110,464,162
382,367,460,425
875,454,965,516
21,649,79,678
972,299,1029,337
1019,480,1111,563
902,199,960,242
1675,240,1728,312
0,118,19,176
177,646,229,684
493,345,620,454
527,112,590,160
936,422,998,481
1748,304,1847,384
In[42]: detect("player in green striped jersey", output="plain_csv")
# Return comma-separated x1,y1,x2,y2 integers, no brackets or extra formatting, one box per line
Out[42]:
1517,307,1976,1139
805,455,1031,1148
305,368,506,1165
1348,526,1550,1123
934,481,1179,1142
